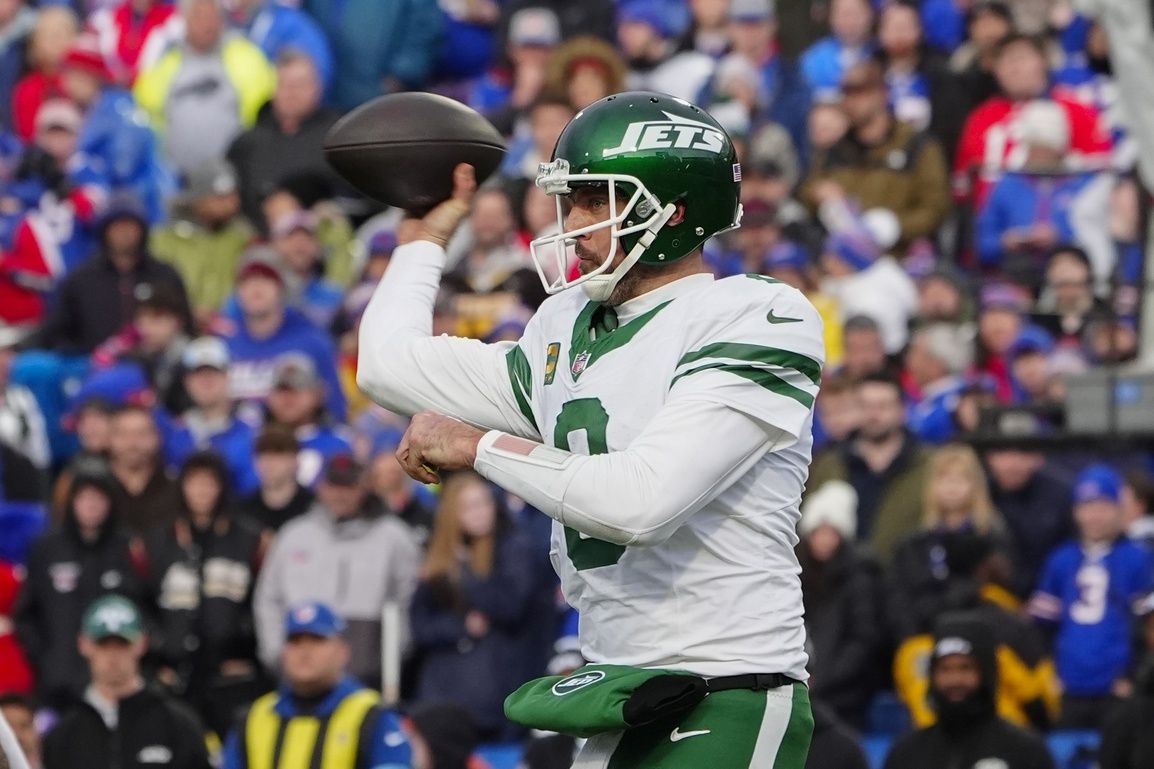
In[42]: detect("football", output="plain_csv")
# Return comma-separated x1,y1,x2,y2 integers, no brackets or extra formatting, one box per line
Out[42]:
323,92,507,213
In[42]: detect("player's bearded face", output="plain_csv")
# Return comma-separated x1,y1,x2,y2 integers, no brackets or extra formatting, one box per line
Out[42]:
566,185,624,276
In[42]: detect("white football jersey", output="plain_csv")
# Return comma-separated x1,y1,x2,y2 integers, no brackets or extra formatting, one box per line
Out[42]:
506,273,824,679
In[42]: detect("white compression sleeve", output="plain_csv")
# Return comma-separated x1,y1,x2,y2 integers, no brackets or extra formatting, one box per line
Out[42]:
356,240,538,437
473,399,792,546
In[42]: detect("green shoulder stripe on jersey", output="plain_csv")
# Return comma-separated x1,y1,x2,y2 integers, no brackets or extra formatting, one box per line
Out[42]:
569,301,672,380
746,273,782,284
671,362,816,408
677,343,821,385
505,346,535,427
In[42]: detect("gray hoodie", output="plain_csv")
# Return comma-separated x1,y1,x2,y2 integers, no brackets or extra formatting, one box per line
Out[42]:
253,504,420,686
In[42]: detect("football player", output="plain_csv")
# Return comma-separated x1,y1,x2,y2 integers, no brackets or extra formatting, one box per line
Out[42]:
357,92,823,768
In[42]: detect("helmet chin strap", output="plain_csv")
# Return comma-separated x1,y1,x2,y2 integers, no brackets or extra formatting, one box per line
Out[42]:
581,203,677,304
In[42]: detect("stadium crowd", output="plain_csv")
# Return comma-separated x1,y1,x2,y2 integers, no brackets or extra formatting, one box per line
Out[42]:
0,0,1152,767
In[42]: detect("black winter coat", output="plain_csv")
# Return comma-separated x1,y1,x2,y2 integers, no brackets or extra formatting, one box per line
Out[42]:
42,686,210,769
798,540,886,728
883,715,1055,769
805,701,871,769
14,518,145,709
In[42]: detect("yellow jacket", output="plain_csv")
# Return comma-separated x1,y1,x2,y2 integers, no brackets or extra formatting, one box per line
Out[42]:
134,36,275,136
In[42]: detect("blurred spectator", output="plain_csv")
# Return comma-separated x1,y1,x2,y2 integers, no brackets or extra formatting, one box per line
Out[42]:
303,0,443,110
496,0,616,53
41,595,211,769
370,449,433,547
800,0,874,99
1099,647,1154,769
0,564,33,697
431,0,501,92
1121,469,1154,548
0,694,39,769
674,0,731,58
985,447,1074,596
61,37,172,224
267,211,343,329
134,0,275,177
974,283,1030,400
888,444,1008,641
15,470,146,710
227,52,339,230
444,187,530,296
223,249,346,420
254,453,420,688
0,440,45,562
617,0,714,103
411,471,536,740
471,7,560,133
144,450,268,737
1028,464,1154,728
50,396,115,517
229,0,333,91
813,371,860,449
107,404,179,534
87,0,179,82
39,198,192,354
11,6,79,142
839,315,893,382
263,352,352,487
704,199,789,278
818,207,918,355
905,323,979,444
498,91,574,185
239,426,313,532
954,33,1111,209
807,100,848,156
807,374,930,565
0,100,109,326
1006,324,1054,404
796,480,884,728
1032,245,1109,343
545,35,627,112
164,337,258,496
877,0,966,159
976,100,1112,283
803,57,951,254
91,286,192,413
151,160,254,319
223,601,412,769
0,0,35,131
946,0,1011,111
0,324,49,469
407,701,482,769
884,615,1055,769
724,0,811,153
916,270,967,325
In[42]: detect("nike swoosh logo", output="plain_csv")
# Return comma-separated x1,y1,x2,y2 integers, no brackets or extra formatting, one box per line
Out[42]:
767,309,803,324
670,727,712,742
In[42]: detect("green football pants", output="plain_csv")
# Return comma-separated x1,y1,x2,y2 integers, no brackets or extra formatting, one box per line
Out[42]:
571,682,813,769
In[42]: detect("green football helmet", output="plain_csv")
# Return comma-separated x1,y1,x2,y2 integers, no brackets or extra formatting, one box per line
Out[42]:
530,91,743,302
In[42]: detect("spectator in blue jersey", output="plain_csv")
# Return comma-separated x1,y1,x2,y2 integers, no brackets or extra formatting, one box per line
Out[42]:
1028,464,1154,729
224,250,346,421
228,0,334,93
905,323,978,445
164,337,258,496
269,211,343,330
303,0,444,110
263,353,352,488
800,0,874,100
60,40,173,224
1007,326,1054,405
724,0,811,154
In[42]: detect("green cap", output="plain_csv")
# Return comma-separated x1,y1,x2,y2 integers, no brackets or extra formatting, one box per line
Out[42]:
82,595,143,642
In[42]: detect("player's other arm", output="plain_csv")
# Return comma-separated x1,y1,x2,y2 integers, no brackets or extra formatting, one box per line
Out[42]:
356,165,537,438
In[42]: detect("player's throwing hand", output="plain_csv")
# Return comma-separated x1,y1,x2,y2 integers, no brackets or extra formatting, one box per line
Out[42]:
415,163,476,247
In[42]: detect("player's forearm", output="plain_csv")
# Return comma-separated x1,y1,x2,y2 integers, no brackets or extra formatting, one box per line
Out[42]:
473,401,784,546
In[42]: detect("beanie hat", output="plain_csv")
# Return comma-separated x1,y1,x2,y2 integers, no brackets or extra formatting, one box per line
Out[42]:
799,480,858,539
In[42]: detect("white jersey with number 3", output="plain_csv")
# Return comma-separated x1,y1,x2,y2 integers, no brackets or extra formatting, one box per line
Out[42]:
505,271,824,679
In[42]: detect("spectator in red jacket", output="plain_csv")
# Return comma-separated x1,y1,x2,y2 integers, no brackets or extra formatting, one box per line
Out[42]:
11,6,79,142
0,560,33,696
954,33,1111,209
87,0,180,83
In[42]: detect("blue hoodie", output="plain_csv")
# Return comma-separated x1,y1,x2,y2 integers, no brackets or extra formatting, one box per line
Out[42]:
224,307,347,421
975,171,1094,267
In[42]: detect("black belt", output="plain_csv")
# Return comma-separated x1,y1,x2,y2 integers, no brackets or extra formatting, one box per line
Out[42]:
706,673,801,692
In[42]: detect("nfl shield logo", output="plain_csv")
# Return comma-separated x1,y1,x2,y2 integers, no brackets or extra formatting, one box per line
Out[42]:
571,351,591,378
